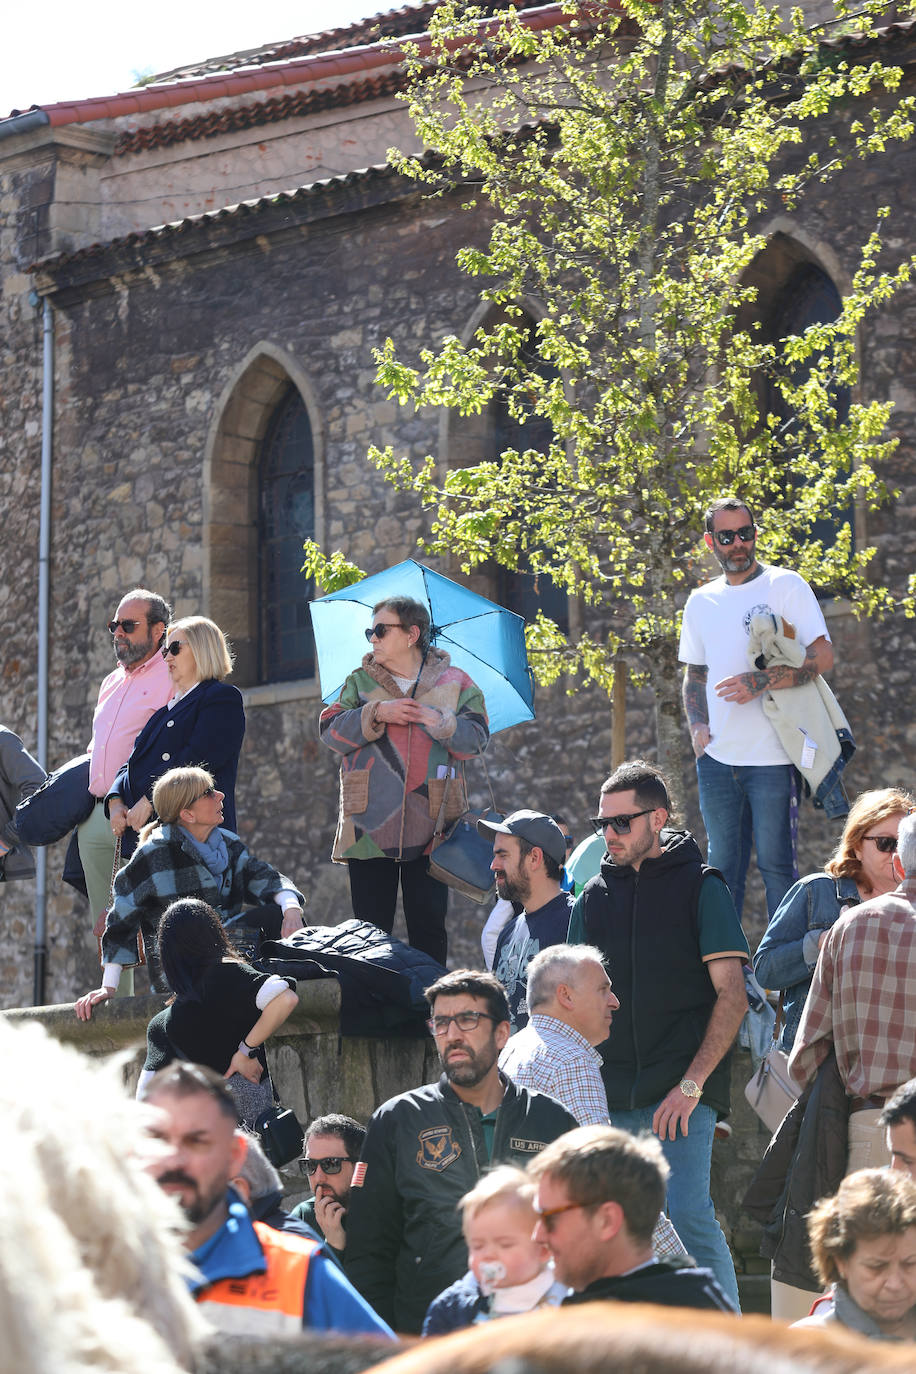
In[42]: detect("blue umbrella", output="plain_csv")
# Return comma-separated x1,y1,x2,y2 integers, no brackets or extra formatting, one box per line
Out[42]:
310,559,535,735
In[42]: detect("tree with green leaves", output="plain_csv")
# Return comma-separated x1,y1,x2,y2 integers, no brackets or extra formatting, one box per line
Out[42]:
306,0,916,790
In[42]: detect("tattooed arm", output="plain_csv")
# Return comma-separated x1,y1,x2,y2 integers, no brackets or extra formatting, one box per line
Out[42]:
715,635,834,704
682,664,711,757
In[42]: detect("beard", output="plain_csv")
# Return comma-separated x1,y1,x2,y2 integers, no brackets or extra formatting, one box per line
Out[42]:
114,630,155,666
441,1038,499,1088
495,870,530,906
713,543,755,576
156,1169,226,1226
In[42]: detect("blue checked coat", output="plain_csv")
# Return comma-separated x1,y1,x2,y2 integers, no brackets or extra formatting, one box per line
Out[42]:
101,822,302,968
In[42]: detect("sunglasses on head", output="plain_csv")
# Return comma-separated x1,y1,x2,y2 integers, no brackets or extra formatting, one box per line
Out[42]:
713,525,756,547
161,641,187,658
863,834,897,854
299,1156,351,1176
589,808,655,836
364,622,404,642
108,618,144,634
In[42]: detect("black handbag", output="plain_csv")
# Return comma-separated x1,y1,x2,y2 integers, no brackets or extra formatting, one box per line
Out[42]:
255,1094,304,1168
428,749,503,902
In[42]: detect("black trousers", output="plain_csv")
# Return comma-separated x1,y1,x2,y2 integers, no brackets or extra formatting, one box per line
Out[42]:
347,855,449,964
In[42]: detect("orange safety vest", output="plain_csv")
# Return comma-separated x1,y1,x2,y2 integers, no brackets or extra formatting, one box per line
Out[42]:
195,1221,316,1336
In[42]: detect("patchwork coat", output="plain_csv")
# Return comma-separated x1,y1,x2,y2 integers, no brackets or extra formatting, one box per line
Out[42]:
319,649,488,864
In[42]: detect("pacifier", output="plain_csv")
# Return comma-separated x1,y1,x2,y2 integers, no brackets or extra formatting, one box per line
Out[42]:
478,1260,507,1294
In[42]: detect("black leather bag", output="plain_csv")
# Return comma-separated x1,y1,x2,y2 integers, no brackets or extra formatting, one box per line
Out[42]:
255,1101,304,1168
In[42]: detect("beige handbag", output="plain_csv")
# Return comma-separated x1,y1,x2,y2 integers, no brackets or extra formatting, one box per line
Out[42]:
744,996,798,1134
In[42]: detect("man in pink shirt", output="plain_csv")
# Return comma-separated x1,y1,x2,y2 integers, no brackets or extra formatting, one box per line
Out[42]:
77,588,173,992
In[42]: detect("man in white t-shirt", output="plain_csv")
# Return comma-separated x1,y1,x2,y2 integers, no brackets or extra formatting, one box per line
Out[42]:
678,498,833,919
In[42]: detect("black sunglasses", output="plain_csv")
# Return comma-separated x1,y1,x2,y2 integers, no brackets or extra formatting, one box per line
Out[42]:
364,623,404,642
862,834,897,854
299,1156,351,1176
589,808,655,836
192,786,216,803
713,525,756,547
108,618,144,634
160,641,187,658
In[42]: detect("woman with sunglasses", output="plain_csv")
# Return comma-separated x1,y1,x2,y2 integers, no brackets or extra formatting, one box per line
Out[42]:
320,595,488,963
75,766,304,1018
107,616,245,855
754,788,914,1059
135,897,298,1128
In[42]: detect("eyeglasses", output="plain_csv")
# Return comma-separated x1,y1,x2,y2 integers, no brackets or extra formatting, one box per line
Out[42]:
589,809,655,837
713,525,756,547
364,622,404,642
161,641,188,658
427,1011,498,1037
192,786,216,803
108,618,144,634
299,1156,351,1176
862,834,897,854
534,1201,588,1231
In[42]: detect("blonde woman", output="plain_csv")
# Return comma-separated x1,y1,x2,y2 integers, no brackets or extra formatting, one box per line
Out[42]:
76,766,304,1017
107,615,245,848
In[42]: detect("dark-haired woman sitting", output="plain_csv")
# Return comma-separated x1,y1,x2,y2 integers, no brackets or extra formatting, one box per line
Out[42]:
138,897,298,1127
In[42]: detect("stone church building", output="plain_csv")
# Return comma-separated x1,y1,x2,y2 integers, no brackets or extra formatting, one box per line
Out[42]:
0,0,914,1015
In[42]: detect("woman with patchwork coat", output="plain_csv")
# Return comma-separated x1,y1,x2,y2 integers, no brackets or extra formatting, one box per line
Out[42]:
320,596,488,963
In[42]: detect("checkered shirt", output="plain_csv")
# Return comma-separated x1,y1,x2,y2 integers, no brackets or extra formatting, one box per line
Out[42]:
499,1014,609,1126
789,879,916,1099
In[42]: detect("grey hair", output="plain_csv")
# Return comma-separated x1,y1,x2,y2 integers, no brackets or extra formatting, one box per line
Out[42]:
235,1131,282,1200
898,813,916,879
527,944,607,1011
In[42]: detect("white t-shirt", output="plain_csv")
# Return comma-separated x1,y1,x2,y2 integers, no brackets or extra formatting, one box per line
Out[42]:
678,564,829,767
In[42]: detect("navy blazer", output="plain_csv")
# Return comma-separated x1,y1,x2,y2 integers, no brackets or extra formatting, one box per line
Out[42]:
109,678,245,834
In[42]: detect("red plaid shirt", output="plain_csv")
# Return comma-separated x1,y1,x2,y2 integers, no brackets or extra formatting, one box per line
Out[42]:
789,879,916,1099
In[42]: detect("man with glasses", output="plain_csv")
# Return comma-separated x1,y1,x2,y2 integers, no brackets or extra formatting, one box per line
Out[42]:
679,496,834,921
77,589,173,992
344,969,577,1333
290,1114,366,1266
528,1125,735,1311
569,760,748,1309
791,813,916,1175
478,810,574,1031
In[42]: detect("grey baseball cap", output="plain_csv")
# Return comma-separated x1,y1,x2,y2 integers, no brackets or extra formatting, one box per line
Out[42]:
476,810,567,866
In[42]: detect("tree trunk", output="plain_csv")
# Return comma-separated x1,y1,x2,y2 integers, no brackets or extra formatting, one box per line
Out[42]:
652,634,691,811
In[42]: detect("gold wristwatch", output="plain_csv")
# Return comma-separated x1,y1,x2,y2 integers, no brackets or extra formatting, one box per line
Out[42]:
679,1078,702,1099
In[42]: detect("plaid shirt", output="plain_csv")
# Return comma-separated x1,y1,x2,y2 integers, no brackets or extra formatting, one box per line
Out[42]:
499,1014,609,1126
789,878,916,1099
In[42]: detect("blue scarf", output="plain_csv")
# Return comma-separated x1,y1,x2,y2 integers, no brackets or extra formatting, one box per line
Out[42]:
181,826,231,897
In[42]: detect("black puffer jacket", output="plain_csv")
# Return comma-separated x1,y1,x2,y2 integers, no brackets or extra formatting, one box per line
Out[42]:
262,919,448,1037
344,1072,577,1333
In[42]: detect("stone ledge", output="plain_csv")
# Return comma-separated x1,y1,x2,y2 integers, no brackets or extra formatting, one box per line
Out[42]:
241,678,322,708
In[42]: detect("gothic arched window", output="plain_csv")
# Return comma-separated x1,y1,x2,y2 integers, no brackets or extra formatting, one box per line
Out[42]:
258,384,315,682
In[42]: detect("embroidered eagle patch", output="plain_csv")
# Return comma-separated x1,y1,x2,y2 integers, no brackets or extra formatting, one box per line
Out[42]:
416,1125,462,1171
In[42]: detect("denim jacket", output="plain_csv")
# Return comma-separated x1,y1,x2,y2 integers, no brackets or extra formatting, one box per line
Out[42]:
753,872,860,1052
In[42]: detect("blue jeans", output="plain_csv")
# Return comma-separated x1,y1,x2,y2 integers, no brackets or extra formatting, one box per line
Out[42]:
696,753,795,919
610,1101,740,1311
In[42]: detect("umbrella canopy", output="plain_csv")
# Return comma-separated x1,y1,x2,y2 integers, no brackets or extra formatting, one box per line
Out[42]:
310,559,535,735
565,831,605,894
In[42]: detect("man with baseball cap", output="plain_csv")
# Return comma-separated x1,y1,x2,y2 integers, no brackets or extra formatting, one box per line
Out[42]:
477,810,574,1031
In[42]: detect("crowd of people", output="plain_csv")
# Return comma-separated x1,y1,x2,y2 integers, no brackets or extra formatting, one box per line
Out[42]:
2,495,916,1368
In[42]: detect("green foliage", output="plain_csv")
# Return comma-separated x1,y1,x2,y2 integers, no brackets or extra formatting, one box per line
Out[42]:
301,540,365,595
366,0,916,764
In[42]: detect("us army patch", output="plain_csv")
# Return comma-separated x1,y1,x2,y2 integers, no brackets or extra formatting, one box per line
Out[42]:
417,1125,462,1171
509,1138,545,1154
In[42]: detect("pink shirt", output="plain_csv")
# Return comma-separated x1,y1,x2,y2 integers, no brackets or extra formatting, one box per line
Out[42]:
86,652,174,796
